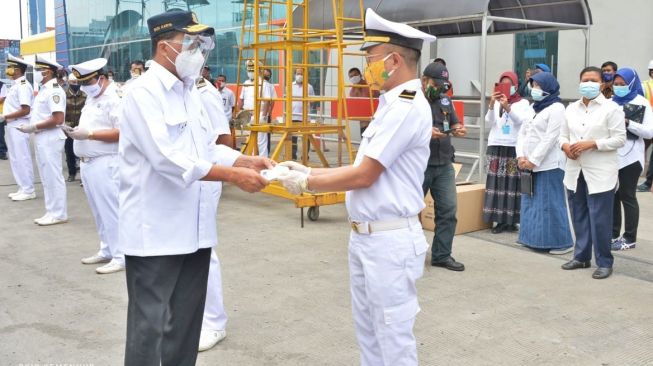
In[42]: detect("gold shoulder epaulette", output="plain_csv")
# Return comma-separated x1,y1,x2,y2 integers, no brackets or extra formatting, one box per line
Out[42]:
20,80,26,84
399,90,416,100
196,78,206,88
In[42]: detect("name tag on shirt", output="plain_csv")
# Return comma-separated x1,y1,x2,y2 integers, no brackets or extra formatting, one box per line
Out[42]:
502,124,511,135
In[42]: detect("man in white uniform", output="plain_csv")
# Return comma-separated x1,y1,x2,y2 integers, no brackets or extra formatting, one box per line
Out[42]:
0,54,36,201
66,58,125,274
278,9,435,366
238,60,273,156
290,68,315,159
17,55,68,225
121,10,271,365
196,75,232,351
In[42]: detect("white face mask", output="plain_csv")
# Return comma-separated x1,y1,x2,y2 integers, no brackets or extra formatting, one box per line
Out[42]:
164,42,206,82
295,74,303,83
130,72,140,80
349,75,361,84
80,79,103,98
247,71,255,80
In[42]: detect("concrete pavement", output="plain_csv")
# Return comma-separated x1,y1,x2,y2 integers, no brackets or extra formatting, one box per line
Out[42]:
1,157,652,366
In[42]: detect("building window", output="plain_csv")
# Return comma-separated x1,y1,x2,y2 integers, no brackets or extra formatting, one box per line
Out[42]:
514,31,558,82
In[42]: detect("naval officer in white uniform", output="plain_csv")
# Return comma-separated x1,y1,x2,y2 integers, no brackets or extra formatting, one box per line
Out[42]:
17,55,68,225
278,9,436,366
1,54,36,201
196,75,232,351
65,58,125,274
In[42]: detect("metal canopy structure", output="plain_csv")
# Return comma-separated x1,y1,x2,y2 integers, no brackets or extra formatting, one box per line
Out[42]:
292,0,593,181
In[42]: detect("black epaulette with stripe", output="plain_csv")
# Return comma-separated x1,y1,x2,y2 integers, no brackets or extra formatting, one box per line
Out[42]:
53,83,60,88
196,78,206,88
399,90,416,100
20,80,26,84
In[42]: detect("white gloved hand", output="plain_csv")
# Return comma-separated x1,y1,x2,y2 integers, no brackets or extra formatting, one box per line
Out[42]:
278,170,309,195
16,124,38,133
0,115,6,123
278,161,311,175
68,127,90,140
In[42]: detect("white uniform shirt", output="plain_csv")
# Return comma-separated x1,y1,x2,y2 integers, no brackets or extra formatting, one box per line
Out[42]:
561,94,626,194
345,79,431,222
239,78,272,113
516,102,566,172
291,81,315,121
613,95,653,170
118,61,241,256
3,76,34,124
485,99,531,147
0,83,7,101
74,82,121,158
217,86,236,121
31,78,66,140
198,79,230,136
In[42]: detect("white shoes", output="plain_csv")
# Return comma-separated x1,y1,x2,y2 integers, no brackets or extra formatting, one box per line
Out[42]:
35,216,68,226
34,214,49,224
81,254,111,265
11,192,36,201
8,191,21,198
95,260,125,274
198,329,227,352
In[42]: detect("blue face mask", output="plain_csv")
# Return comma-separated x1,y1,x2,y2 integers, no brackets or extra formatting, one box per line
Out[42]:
510,85,516,95
602,72,614,82
579,81,601,99
531,88,547,101
613,85,630,98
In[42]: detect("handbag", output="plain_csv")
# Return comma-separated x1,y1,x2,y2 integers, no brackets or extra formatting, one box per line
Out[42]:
623,104,646,140
520,170,533,196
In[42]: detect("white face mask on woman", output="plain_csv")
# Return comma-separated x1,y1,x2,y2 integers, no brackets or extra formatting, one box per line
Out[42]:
164,41,206,82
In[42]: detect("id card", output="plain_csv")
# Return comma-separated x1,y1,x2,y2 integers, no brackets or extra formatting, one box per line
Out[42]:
443,121,450,132
501,124,511,135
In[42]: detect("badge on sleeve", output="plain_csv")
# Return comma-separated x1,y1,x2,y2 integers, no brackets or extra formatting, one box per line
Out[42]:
440,97,450,106
53,95,61,104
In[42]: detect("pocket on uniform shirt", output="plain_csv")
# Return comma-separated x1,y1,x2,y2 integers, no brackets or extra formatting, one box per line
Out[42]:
412,236,429,256
164,117,188,141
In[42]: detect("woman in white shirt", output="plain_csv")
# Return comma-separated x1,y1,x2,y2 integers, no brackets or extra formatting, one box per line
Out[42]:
515,72,574,254
610,68,653,251
483,71,530,233
560,66,626,280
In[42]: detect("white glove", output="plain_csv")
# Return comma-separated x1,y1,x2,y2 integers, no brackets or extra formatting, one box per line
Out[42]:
278,161,311,175
0,115,6,123
278,170,309,195
16,124,38,133
68,127,90,140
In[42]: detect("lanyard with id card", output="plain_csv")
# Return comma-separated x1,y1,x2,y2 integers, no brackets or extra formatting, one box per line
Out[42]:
501,113,511,135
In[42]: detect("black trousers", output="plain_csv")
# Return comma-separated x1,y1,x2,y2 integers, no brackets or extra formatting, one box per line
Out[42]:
124,248,211,366
613,161,643,243
645,147,653,186
0,123,7,154
64,137,77,177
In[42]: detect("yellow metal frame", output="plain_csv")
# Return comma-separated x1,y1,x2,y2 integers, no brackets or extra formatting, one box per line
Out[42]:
235,0,373,224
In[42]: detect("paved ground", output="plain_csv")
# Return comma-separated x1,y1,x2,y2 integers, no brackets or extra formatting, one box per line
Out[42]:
1,155,652,366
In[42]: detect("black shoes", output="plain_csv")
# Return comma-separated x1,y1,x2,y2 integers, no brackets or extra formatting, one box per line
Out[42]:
491,223,518,234
67,175,76,182
432,257,465,271
0,153,7,160
592,267,612,279
561,260,591,270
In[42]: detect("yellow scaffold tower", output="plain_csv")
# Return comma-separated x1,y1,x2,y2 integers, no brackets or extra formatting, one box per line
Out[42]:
235,0,374,225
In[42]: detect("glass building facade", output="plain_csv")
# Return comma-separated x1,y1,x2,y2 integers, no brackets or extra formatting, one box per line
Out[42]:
62,0,284,83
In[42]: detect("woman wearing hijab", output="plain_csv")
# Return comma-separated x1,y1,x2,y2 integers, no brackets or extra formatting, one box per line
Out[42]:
483,71,531,233
515,72,574,254
610,68,653,251
560,66,626,280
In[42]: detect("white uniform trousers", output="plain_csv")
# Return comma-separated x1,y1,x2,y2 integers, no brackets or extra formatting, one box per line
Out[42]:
348,223,428,366
257,132,268,157
5,121,35,194
202,249,228,331
34,133,67,219
80,154,123,265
